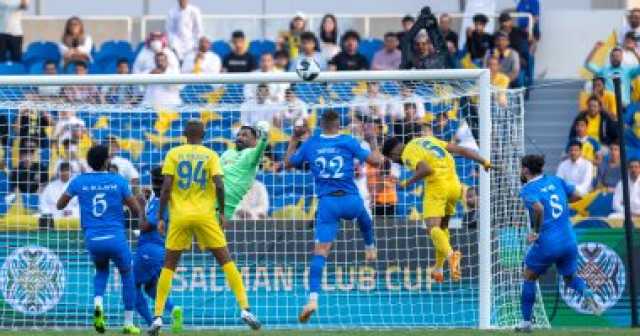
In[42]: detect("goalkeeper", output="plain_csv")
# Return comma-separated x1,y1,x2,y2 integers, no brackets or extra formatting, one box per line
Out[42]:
382,126,491,283
221,123,269,218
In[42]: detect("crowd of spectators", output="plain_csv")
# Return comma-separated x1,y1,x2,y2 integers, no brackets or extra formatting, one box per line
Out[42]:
0,1,543,221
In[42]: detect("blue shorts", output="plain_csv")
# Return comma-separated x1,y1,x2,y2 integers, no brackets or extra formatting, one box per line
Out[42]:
85,235,132,273
524,241,577,276
133,243,165,285
315,194,372,243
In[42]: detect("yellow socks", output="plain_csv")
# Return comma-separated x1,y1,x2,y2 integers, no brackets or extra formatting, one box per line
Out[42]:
154,268,174,317
223,262,249,310
431,227,453,271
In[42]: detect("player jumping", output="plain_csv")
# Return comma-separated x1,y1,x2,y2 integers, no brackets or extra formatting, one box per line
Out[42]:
516,154,601,333
133,166,182,332
382,126,491,283
284,110,384,322
221,123,268,218
149,120,260,336
57,144,144,334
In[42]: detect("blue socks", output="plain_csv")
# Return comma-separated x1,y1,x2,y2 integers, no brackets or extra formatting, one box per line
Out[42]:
135,285,153,326
521,280,536,322
309,255,327,295
94,263,109,298
357,214,375,247
120,268,136,311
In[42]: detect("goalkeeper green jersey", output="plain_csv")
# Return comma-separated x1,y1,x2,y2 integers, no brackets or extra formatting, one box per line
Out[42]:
221,137,268,218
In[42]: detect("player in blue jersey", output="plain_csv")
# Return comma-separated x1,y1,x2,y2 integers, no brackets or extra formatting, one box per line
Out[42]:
517,154,601,333
285,110,384,323
57,145,145,335
132,166,182,332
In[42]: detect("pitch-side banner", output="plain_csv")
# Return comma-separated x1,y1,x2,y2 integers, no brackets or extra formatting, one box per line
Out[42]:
0,220,482,328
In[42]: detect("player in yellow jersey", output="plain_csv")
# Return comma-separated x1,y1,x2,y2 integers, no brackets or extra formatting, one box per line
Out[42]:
148,120,260,336
382,127,491,283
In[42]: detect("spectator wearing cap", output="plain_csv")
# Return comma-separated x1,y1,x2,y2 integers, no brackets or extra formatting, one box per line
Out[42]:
246,53,288,103
289,31,328,72
142,52,182,106
579,77,617,119
166,0,203,61
39,162,79,219
620,8,640,46
556,140,594,197
319,14,340,59
181,36,221,74
223,30,257,73
400,10,451,69
329,30,369,71
585,41,640,107
371,32,401,70
396,15,415,46
59,16,92,67
133,32,180,74
278,12,307,59
466,13,492,63
0,0,27,62
439,13,459,51
484,32,521,87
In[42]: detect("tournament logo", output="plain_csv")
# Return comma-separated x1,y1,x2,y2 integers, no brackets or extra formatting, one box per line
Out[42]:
0,246,65,315
559,242,625,314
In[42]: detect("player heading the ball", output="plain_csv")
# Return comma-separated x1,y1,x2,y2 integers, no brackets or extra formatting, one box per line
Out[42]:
285,110,384,323
148,120,260,336
57,144,145,335
516,154,601,333
382,125,491,283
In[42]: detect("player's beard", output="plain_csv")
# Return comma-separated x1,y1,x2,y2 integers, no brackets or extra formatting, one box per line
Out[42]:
520,174,528,185
235,139,247,151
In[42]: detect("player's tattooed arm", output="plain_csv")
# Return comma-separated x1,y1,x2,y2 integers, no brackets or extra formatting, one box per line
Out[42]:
528,202,544,242
213,175,227,229
446,143,492,171
157,175,173,234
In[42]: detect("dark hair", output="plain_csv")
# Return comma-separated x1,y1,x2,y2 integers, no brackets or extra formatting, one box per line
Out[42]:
74,60,88,69
319,14,338,44
239,125,258,138
116,58,129,66
321,109,339,125
494,32,509,41
151,165,163,185
257,83,269,90
593,76,606,85
44,59,57,69
341,30,360,44
58,161,71,172
498,12,512,23
521,154,545,175
587,95,602,108
384,31,398,40
629,159,640,166
300,31,317,43
625,31,637,40
382,137,402,157
62,16,85,46
473,13,489,24
231,30,245,39
574,115,589,125
404,102,417,110
402,15,415,23
274,50,289,59
567,139,583,149
87,145,110,171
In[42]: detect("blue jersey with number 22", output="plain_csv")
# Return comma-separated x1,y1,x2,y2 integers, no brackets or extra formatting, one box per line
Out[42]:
519,175,576,247
289,134,370,197
65,172,132,240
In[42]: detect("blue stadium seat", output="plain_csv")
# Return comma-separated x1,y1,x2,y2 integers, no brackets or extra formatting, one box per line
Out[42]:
95,40,134,64
212,40,231,59
180,84,213,104
358,38,383,63
23,41,61,66
249,39,277,59
292,82,326,104
586,192,614,217
0,62,25,75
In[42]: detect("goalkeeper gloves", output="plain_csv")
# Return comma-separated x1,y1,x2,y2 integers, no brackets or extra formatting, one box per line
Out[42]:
255,121,270,138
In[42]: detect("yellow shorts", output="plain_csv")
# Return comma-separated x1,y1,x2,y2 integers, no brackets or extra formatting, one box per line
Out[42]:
165,215,227,251
422,181,462,218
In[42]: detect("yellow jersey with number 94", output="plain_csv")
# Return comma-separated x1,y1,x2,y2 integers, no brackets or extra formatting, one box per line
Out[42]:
401,136,458,185
162,144,223,220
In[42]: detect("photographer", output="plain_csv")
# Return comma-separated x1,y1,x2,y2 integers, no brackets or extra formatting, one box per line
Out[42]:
400,6,452,70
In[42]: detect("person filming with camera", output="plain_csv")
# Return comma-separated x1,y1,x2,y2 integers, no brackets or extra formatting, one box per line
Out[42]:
400,6,453,70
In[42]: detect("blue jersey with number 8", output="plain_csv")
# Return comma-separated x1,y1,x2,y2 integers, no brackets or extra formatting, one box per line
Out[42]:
520,175,576,246
289,134,370,197
65,172,132,240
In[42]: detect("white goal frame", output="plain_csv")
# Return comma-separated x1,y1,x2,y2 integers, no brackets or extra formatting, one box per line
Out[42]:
0,69,492,329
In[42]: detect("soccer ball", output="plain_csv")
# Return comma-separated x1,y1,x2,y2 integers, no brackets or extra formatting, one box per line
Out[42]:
295,57,320,81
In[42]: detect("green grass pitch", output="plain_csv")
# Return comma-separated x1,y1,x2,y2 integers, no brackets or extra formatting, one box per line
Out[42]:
0,329,638,336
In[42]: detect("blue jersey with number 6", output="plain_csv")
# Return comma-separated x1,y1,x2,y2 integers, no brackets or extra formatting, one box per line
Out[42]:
65,172,132,240
520,175,576,246
289,134,370,197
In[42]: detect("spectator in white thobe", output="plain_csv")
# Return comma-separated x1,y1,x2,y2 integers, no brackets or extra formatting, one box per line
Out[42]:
166,0,203,61
233,180,269,220
106,135,140,191
610,159,640,218
244,53,288,103
181,37,221,74
240,84,283,126
133,32,180,74
142,52,182,106
39,162,79,219
556,140,594,196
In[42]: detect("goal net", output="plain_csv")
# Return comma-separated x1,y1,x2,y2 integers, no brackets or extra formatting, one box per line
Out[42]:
0,70,546,329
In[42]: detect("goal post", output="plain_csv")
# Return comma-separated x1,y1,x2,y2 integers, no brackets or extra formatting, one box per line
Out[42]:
0,69,536,330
